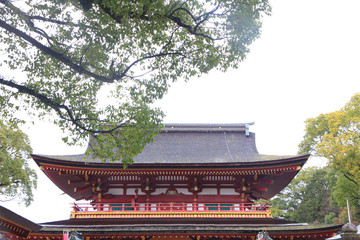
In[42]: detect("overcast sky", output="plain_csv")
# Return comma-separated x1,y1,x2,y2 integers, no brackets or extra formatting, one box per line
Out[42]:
2,0,360,223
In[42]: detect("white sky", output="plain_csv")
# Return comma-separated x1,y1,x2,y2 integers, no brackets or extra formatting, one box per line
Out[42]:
2,0,360,223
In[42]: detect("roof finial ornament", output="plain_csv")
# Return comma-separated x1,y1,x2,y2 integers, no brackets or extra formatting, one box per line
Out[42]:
245,123,250,136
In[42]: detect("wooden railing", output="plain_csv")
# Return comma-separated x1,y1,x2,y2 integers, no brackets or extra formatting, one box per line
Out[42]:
71,202,272,219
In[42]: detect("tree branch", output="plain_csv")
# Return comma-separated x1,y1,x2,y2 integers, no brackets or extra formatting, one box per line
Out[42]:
342,171,358,187
0,18,187,84
164,3,223,40
123,51,186,79
0,77,124,134
96,0,150,24
89,0,215,40
0,19,116,83
0,0,59,47
165,14,213,40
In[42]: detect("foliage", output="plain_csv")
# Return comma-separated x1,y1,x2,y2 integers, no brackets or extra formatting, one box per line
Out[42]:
0,0,271,164
299,93,360,189
331,173,360,224
0,121,37,206
270,167,337,223
270,166,360,224
333,174,360,206
271,94,360,224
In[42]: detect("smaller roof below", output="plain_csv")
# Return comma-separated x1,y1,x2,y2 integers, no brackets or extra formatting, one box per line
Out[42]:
37,218,342,237
0,205,41,238
41,217,296,226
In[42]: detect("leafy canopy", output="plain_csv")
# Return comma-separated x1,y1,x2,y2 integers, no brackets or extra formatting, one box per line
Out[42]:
270,166,360,224
299,93,360,188
270,167,333,223
274,93,360,224
0,0,270,164
0,121,37,206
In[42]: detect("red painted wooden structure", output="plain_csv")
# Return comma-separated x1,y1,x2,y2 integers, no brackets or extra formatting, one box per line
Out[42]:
1,124,342,240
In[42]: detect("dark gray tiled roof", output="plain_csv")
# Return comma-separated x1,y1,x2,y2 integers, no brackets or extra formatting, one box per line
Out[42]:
39,218,342,235
0,205,41,233
36,123,296,164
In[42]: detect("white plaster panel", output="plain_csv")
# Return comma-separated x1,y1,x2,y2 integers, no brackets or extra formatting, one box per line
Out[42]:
220,188,237,195
198,188,217,195
127,188,145,195
108,188,123,195
176,188,191,195
153,188,168,195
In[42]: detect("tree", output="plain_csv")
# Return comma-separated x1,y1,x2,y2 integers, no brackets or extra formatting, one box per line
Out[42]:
299,94,360,194
0,121,37,206
270,164,360,224
331,172,360,224
0,0,271,164
270,167,336,223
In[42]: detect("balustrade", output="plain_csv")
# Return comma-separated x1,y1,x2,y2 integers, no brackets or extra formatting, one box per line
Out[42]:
72,202,270,214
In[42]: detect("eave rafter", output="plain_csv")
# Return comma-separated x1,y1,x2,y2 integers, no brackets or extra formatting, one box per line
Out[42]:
39,164,302,176
35,156,305,200
0,219,31,238
24,230,339,240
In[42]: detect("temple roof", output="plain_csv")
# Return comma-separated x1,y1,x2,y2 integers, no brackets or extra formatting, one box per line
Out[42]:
35,123,298,165
36,218,342,237
31,123,309,200
0,205,41,238
0,205,342,240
